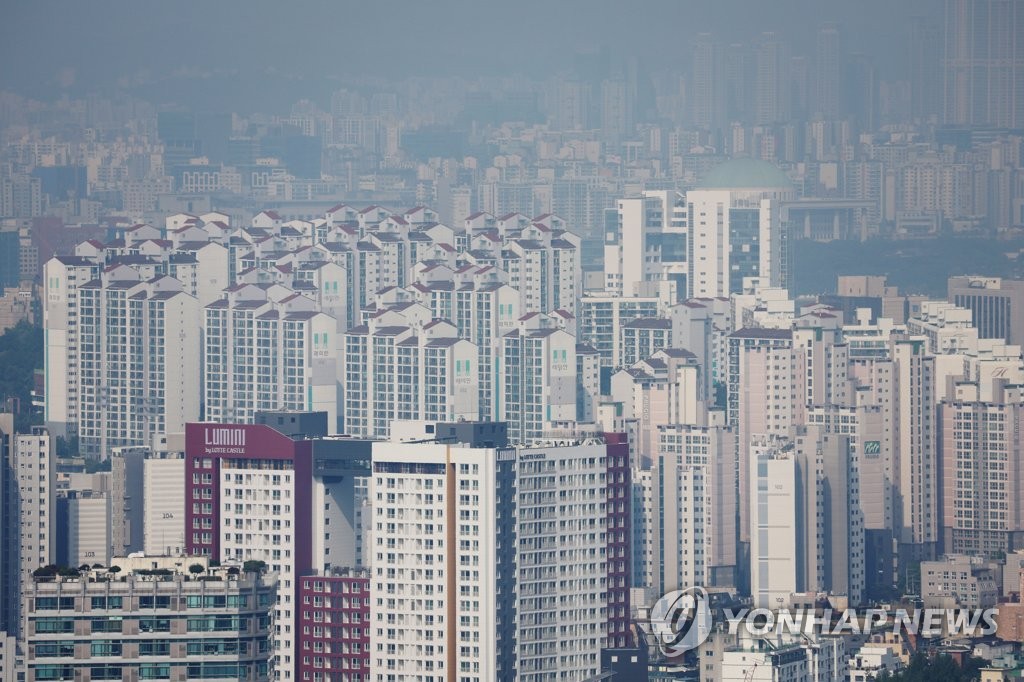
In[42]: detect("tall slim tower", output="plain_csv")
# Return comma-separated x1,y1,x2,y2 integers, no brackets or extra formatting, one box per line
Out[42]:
813,23,843,120
909,16,942,121
754,33,791,125
944,0,1024,128
691,34,724,131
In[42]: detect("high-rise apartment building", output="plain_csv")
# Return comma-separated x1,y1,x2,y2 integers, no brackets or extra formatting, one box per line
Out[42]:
144,450,186,557
728,327,796,558
812,23,842,120
690,34,725,131
940,380,1024,556
604,433,632,651
76,269,200,458
110,446,146,558
605,191,688,300
754,33,791,125
204,286,338,428
368,437,517,681
406,274,520,422
618,318,672,368
498,316,577,444
185,418,372,681
579,294,663,371
43,255,101,440
0,419,55,637
749,428,864,608
186,423,311,680
943,0,1024,128
909,16,943,121
60,489,112,567
610,348,703,461
368,429,619,681
891,337,939,563
655,423,738,594
750,435,800,608
687,159,794,298
670,297,733,399
500,221,580,317
343,309,477,439
807,403,896,600
792,427,865,605
0,415,17,635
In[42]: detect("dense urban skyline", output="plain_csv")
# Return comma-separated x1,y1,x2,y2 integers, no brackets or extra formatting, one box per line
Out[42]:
2,1,1024,681
5,1,941,102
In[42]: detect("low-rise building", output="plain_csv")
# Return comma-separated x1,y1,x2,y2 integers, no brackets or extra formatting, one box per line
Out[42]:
848,644,903,681
921,555,1001,609
22,557,276,681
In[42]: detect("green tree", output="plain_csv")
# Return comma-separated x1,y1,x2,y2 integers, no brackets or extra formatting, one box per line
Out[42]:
877,653,989,681
0,321,43,431
243,560,267,574
55,435,79,458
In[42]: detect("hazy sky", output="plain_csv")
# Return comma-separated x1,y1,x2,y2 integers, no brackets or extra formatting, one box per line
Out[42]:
2,0,942,105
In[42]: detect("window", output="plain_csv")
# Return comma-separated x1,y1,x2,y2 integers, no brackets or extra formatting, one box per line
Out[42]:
91,597,123,610
33,642,75,658
137,618,170,633
91,641,123,657
34,618,75,634
138,596,171,609
138,664,171,680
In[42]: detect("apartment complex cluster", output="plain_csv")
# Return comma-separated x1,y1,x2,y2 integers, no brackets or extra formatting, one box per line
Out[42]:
1,152,1018,680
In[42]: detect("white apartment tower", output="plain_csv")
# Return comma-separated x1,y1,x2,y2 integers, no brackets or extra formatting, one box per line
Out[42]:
605,191,688,299
43,255,101,440
655,423,738,594
579,293,663,370
687,158,793,298
749,428,866,609
343,308,478,438
204,285,339,427
409,275,520,422
76,269,200,458
750,435,800,608
369,439,516,681
62,489,112,566
610,348,703,461
499,316,577,445
369,434,609,681
727,328,796,552
891,337,939,562
15,426,55,609
500,221,581,316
